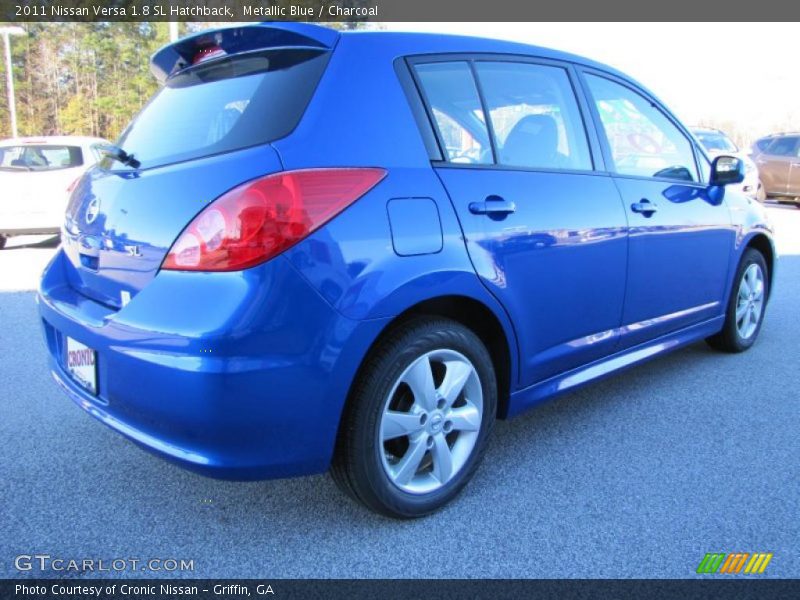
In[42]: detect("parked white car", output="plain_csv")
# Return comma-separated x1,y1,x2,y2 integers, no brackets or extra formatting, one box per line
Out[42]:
690,127,762,201
0,136,108,249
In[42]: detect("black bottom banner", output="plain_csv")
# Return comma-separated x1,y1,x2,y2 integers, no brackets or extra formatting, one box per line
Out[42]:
3,579,799,600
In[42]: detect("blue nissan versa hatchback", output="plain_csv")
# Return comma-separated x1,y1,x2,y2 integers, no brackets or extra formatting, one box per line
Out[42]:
38,23,775,518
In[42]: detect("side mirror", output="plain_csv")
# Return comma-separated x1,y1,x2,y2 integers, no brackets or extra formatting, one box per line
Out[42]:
709,155,745,186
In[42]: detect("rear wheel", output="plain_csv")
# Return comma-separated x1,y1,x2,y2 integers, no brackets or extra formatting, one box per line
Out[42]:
706,248,768,352
0,235,6,250
332,317,496,518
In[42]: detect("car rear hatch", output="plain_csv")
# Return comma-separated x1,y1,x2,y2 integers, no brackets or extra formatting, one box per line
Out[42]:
60,23,338,309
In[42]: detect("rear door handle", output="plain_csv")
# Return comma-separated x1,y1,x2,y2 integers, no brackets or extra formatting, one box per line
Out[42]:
631,198,658,217
469,195,516,219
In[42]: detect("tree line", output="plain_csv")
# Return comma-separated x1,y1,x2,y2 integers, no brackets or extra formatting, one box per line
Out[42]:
0,22,185,141
0,21,361,142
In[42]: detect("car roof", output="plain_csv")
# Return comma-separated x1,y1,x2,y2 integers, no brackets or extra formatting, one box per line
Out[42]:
691,127,727,135
758,131,800,139
154,23,664,108
341,29,627,75
334,29,669,108
0,135,108,147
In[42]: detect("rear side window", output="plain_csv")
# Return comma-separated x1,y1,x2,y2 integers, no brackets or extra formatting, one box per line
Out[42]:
0,145,83,171
586,74,698,182
765,136,799,157
414,62,492,165
474,62,592,170
114,49,329,170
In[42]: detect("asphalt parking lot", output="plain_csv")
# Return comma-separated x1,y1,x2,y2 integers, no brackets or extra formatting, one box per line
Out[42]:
1,204,798,579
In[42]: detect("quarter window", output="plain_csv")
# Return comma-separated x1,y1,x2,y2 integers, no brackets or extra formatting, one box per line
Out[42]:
586,74,698,182
474,62,592,171
414,62,492,165
697,151,712,183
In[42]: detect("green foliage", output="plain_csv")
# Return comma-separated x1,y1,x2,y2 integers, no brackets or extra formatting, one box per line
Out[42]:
0,22,169,140
0,21,366,141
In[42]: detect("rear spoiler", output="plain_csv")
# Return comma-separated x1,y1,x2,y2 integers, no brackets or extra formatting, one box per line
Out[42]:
150,22,340,84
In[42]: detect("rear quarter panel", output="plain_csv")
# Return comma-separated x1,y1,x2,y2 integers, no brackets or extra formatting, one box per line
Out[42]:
273,34,521,389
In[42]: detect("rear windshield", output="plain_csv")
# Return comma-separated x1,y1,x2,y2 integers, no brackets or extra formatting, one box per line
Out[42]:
111,48,329,170
694,131,737,153
0,145,84,171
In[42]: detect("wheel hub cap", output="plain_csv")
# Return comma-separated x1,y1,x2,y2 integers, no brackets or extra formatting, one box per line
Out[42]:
428,413,444,433
378,349,484,495
735,263,765,340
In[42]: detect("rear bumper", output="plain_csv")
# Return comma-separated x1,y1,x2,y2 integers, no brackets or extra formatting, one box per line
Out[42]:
37,249,388,480
0,209,63,235
0,227,60,236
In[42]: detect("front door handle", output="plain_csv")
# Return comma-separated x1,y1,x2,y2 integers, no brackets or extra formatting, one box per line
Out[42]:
469,195,517,219
631,198,659,217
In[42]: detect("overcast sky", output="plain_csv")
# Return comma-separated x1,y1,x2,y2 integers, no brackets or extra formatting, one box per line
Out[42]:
382,22,798,143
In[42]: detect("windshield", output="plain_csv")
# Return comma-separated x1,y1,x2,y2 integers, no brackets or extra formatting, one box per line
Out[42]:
112,48,329,170
0,145,84,171
694,131,738,153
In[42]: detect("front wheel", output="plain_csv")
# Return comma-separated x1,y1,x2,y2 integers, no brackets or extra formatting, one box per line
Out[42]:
0,235,6,250
756,180,766,203
706,248,769,352
332,317,497,518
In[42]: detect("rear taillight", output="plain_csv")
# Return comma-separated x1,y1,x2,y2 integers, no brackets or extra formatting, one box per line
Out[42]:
162,168,386,272
67,177,80,193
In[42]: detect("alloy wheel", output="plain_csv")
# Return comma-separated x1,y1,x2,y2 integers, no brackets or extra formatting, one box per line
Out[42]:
736,263,765,340
378,349,483,495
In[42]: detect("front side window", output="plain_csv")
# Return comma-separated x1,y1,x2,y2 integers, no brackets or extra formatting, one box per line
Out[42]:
754,137,774,152
586,74,698,182
474,62,592,171
765,136,799,157
414,62,492,164
0,145,84,171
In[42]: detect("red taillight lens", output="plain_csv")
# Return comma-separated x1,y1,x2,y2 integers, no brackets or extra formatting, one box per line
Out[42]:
162,168,386,272
67,177,80,193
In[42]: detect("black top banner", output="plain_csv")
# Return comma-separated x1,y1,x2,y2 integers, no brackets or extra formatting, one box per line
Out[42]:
1,0,799,22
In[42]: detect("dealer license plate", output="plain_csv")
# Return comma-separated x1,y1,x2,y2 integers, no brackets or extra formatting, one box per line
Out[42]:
66,337,97,395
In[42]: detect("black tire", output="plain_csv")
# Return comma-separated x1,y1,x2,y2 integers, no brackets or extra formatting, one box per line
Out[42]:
332,317,497,519
706,248,769,352
0,235,6,250
756,180,766,203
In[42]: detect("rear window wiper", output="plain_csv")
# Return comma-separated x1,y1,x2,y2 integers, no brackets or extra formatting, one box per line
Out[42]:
99,144,141,169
